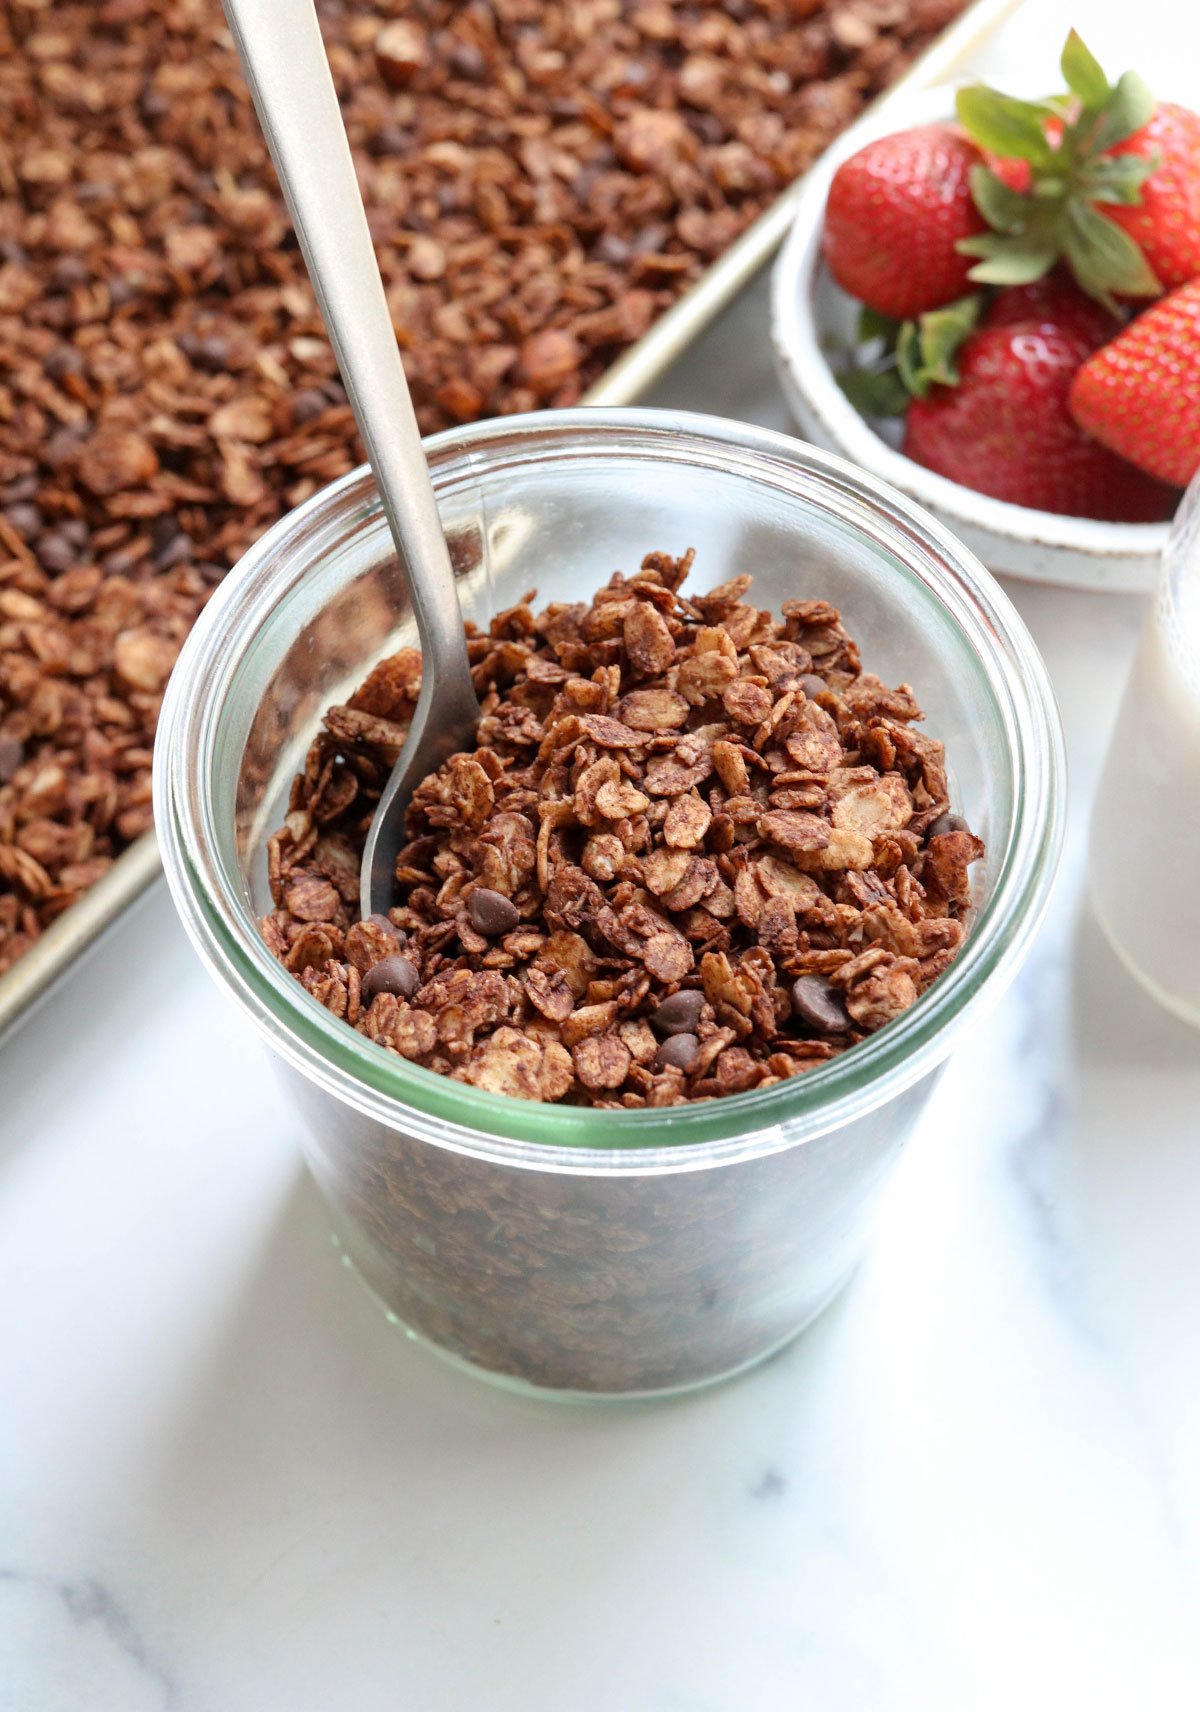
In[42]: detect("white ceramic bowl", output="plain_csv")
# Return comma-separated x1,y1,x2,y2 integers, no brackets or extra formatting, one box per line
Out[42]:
770,88,1174,594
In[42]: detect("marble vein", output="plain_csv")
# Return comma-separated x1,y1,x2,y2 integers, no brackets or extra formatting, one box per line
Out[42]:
0,1568,175,1712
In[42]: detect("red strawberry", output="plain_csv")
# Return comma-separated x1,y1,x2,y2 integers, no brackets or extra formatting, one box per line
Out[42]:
822,124,986,320
903,316,1177,519
982,272,1122,346
1068,279,1200,488
1105,103,1200,291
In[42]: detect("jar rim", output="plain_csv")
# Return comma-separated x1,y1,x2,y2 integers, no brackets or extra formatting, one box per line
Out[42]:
154,408,1065,1170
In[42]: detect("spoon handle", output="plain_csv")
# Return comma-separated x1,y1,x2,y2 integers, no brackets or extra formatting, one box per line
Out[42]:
221,0,475,699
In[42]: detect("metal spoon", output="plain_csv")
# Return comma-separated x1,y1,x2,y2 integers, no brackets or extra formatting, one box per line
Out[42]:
221,0,481,919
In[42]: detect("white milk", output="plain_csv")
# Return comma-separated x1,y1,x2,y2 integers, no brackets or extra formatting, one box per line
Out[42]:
1091,482,1200,1028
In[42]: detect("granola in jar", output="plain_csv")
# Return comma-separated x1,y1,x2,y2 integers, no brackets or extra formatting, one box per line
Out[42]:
260,549,983,1105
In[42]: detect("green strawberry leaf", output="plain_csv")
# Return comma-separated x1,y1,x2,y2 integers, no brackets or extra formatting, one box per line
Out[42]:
1060,31,1110,111
857,305,901,345
837,364,909,417
955,85,1057,164
957,230,1022,259
957,199,1062,284
964,245,1061,286
919,293,981,374
895,295,982,397
835,310,909,417
1064,200,1162,303
956,31,1165,311
1089,70,1156,152
1083,150,1159,203
895,322,923,395
968,163,1030,234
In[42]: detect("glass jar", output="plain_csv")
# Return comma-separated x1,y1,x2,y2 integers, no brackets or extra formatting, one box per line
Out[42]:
154,409,1064,1398
1091,471,1200,1027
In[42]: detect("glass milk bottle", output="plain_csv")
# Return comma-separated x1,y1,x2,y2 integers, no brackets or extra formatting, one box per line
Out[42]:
1091,473,1200,1028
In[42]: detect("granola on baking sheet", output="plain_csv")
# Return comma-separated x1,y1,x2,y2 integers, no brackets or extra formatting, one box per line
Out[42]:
260,549,983,1104
0,0,968,979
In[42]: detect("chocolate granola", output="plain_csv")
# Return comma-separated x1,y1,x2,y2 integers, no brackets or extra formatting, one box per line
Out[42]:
261,550,983,1104
0,0,968,978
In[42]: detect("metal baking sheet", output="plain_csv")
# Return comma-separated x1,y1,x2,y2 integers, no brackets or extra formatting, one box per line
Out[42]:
0,0,1019,1048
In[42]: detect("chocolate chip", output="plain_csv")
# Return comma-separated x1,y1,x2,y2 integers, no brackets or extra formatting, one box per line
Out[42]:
651,989,705,1035
155,534,193,570
368,125,410,158
39,532,78,573
42,427,85,470
800,674,828,700
655,1032,699,1072
104,545,143,576
0,736,24,785
631,222,669,255
4,502,42,538
791,975,850,1035
927,812,969,840
467,887,519,936
150,515,180,553
140,88,171,123
197,334,233,371
448,40,486,79
49,256,88,291
45,347,85,382
291,388,328,425
689,112,726,145
361,954,419,1003
179,331,230,372
593,232,632,265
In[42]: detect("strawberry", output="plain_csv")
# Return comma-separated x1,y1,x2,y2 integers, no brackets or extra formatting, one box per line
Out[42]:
902,314,1177,520
955,33,1200,310
822,124,987,320
1105,103,1200,291
1068,279,1200,488
981,271,1122,346
835,276,1116,422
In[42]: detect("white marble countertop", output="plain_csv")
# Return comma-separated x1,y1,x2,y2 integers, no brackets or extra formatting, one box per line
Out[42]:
4,3,1200,1707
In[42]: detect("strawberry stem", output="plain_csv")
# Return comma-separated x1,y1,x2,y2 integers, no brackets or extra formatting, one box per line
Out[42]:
836,295,983,413
953,33,1163,308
